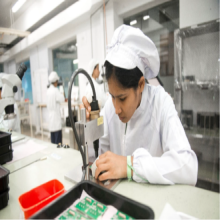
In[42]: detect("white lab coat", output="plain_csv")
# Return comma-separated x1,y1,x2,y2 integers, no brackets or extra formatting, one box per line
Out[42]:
99,83,198,185
47,84,65,132
0,103,21,133
85,78,108,109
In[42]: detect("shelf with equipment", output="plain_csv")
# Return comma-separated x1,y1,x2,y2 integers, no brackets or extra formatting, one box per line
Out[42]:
16,101,33,137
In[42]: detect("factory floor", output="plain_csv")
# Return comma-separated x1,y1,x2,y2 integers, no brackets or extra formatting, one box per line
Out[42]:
20,123,70,146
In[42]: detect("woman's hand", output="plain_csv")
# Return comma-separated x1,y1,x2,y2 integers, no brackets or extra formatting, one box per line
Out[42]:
80,96,91,119
95,151,127,181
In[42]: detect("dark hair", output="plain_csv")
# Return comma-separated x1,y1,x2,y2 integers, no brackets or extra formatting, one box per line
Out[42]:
104,61,143,90
94,64,98,71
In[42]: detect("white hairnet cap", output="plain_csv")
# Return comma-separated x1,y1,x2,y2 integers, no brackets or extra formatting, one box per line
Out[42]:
105,24,160,79
49,71,59,83
89,59,99,76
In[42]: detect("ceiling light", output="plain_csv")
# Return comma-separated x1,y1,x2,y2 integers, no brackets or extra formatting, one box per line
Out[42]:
12,0,27,13
143,15,150,20
130,20,137,26
73,59,78,64
75,43,78,47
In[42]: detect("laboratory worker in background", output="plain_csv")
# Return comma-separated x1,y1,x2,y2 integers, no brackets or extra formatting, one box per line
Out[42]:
0,77,21,133
82,25,198,185
85,59,108,110
47,71,64,144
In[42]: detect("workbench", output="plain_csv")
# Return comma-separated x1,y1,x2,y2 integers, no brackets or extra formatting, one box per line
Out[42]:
0,132,219,219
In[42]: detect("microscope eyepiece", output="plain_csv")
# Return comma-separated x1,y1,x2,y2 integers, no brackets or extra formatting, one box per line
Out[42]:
16,63,27,80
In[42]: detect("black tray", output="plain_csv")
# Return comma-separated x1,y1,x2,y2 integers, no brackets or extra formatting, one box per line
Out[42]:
0,131,11,147
31,181,154,219
0,150,13,165
0,166,10,194
0,187,9,210
0,143,12,155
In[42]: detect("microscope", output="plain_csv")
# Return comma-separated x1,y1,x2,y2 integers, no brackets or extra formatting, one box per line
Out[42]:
65,68,104,182
0,63,27,119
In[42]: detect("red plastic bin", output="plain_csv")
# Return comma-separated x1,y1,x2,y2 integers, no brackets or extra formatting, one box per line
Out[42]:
18,179,64,219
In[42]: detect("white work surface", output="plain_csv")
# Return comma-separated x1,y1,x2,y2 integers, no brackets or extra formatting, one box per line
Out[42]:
1,132,219,219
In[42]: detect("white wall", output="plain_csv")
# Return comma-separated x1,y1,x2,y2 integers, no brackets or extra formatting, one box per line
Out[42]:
29,43,50,131
13,0,66,31
77,20,93,100
106,1,123,45
180,0,219,28
3,60,16,74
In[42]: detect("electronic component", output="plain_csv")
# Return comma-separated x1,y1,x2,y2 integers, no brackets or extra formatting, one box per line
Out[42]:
59,209,86,220
75,196,107,219
111,211,134,219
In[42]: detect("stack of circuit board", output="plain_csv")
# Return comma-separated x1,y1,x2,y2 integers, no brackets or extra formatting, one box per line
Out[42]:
0,131,13,165
58,196,134,220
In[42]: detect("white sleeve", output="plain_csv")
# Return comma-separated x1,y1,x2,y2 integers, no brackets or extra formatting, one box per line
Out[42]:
85,85,93,104
55,89,65,103
132,95,198,185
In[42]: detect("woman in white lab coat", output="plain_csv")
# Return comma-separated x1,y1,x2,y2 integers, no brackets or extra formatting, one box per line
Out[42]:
85,59,108,110
83,25,198,185
47,71,65,144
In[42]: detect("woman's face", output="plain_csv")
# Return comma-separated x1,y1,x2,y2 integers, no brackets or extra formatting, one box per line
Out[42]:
93,64,100,79
108,75,145,123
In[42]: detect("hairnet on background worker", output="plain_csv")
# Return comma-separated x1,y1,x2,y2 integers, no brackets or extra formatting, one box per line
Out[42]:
85,59,108,109
49,71,60,83
47,71,64,144
83,24,198,185
88,59,99,77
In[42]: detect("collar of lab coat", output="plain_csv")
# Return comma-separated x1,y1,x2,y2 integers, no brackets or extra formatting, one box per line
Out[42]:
130,83,148,119
91,77,97,84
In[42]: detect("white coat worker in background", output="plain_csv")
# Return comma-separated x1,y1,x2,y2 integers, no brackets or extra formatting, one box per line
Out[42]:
85,59,108,110
47,71,64,144
82,25,198,185
0,77,21,133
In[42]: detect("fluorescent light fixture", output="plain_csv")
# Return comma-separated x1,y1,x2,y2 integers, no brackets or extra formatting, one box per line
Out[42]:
73,59,78,64
130,20,137,26
12,0,27,13
143,15,150,20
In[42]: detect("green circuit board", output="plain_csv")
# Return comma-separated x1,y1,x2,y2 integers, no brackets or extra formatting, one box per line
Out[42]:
75,196,107,219
111,211,134,219
58,209,86,220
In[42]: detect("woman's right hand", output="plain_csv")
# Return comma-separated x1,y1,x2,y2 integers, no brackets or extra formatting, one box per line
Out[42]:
80,96,91,119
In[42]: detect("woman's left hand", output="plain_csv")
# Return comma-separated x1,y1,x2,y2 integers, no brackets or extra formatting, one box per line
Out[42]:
95,151,127,181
